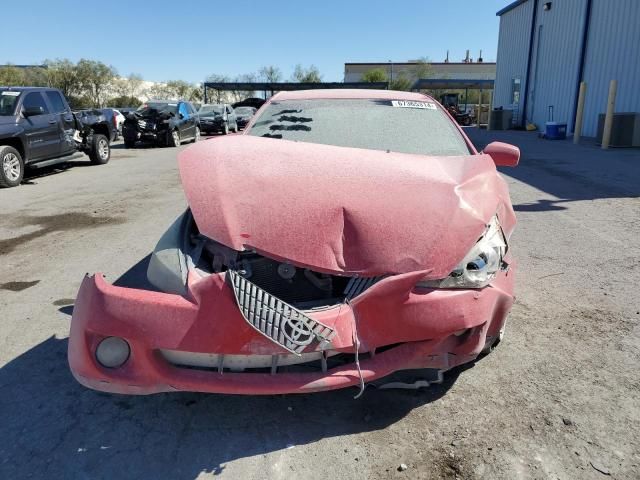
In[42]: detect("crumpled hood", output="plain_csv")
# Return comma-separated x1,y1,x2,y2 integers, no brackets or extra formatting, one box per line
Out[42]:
179,136,515,277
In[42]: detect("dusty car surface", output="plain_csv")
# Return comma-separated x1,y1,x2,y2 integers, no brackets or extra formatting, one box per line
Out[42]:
68,89,519,395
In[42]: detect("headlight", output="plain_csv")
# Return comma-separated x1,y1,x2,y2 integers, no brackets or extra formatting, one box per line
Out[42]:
417,215,508,289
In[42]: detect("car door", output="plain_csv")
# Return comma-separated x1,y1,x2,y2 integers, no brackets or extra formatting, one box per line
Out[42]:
45,90,76,155
186,103,198,134
20,91,60,161
177,102,193,139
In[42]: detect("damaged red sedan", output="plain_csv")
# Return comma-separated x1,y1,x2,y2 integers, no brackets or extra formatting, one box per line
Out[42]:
68,89,519,395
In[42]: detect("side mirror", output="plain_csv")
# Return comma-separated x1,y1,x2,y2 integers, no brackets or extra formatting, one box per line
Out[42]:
23,106,44,117
484,141,520,167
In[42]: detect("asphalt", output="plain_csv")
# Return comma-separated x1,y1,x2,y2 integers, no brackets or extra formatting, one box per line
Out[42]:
0,130,638,479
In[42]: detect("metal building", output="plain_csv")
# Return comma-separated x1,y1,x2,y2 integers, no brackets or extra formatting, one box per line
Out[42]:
493,0,640,137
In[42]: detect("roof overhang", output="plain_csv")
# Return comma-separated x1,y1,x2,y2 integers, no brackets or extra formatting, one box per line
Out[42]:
496,0,529,16
413,78,495,90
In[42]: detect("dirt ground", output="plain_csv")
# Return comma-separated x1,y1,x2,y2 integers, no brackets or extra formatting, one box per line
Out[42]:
0,130,638,479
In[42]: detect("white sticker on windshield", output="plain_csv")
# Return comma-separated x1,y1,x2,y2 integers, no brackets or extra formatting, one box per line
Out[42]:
391,100,436,110
1,91,20,96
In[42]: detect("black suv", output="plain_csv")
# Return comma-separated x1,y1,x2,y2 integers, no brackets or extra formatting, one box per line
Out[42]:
0,87,112,188
122,100,200,148
198,104,238,135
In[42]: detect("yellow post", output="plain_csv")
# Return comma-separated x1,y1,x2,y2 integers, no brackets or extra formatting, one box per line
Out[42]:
573,82,587,144
601,79,617,150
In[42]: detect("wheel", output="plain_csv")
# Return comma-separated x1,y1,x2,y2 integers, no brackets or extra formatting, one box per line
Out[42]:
169,129,181,147
0,146,24,188
192,126,200,143
88,134,110,165
222,123,229,135
233,122,238,133
462,116,471,126
124,139,136,148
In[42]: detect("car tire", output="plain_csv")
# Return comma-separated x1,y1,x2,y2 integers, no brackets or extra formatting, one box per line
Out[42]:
124,139,136,149
0,146,24,188
169,129,180,147
88,134,111,165
233,122,238,133
222,123,229,135
192,126,200,143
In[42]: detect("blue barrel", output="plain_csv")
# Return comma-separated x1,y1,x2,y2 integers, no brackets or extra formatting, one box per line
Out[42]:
545,122,567,140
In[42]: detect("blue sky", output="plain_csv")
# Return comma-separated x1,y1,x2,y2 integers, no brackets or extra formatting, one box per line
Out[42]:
1,0,508,83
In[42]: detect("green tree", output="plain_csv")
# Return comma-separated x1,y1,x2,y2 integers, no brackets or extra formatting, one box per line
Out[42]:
44,59,81,98
389,75,413,91
361,68,388,83
75,59,117,107
259,65,282,83
411,57,433,79
291,64,322,83
108,95,142,108
0,65,25,86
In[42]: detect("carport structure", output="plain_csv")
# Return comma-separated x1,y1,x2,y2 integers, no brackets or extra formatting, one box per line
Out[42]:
413,78,495,124
202,82,388,104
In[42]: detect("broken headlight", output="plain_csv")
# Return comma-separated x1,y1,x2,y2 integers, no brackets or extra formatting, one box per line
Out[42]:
417,215,507,289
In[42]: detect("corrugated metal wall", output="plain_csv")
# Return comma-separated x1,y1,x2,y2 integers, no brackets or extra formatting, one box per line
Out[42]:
580,0,640,137
493,0,534,125
526,0,587,129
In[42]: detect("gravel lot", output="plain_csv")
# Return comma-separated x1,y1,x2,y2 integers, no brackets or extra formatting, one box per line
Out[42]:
1,131,638,479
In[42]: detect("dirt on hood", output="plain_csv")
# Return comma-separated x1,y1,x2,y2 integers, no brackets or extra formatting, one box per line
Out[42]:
178,135,515,278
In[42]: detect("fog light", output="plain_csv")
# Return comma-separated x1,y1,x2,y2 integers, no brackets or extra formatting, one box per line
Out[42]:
96,337,130,368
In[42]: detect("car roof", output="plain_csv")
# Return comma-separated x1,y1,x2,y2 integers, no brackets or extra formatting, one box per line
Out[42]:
0,86,57,92
271,89,436,102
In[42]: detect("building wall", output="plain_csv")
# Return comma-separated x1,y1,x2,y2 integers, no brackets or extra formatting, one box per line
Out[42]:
526,0,587,130
581,0,640,137
344,63,496,83
493,0,535,125
495,0,640,137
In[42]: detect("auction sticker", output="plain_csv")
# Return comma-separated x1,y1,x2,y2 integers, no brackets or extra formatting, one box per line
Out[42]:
391,100,436,110
1,91,20,96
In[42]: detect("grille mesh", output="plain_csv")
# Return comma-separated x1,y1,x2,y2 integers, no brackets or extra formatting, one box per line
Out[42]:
228,270,335,354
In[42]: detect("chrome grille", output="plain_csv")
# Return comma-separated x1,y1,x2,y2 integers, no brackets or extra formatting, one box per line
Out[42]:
228,270,335,354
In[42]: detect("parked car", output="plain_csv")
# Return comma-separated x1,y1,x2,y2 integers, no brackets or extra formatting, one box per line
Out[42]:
198,103,237,135
234,106,257,130
0,87,112,188
122,100,200,148
109,108,125,136
68,89,519,395
75,109,118,143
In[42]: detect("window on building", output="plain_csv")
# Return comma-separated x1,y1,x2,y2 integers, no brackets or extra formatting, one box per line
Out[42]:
511,78,521,105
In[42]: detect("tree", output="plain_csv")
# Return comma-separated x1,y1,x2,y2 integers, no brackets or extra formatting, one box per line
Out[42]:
291,64,322,83
259,65,282,83
389,75,413,91
125,73,143,98
75,59,117,107
109,95,142,108
361,68,388,83
204,74,232,103
44,59,81,98
0,65,25,86
411,57,433,80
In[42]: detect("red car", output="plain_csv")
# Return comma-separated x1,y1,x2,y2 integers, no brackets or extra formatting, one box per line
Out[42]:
68,89,519,395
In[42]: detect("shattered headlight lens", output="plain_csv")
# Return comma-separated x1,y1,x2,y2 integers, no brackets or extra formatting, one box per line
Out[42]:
417,215,507,289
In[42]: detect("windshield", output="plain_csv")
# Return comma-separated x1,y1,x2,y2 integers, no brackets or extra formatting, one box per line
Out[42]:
199,105,224,116
235,107,255,115
0,90,21,116
137,102,178,115
247,99,470,156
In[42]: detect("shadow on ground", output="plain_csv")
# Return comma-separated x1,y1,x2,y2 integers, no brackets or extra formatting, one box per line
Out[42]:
2,255,469,479
466,128,640,211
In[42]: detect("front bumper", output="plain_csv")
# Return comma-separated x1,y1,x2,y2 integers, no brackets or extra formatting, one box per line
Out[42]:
68,268,514,395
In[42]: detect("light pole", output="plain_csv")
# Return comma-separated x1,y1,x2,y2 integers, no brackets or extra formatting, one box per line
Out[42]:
388,60,393,89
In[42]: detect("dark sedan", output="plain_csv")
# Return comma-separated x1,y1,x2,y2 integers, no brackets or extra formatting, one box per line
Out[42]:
234,106,257,130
